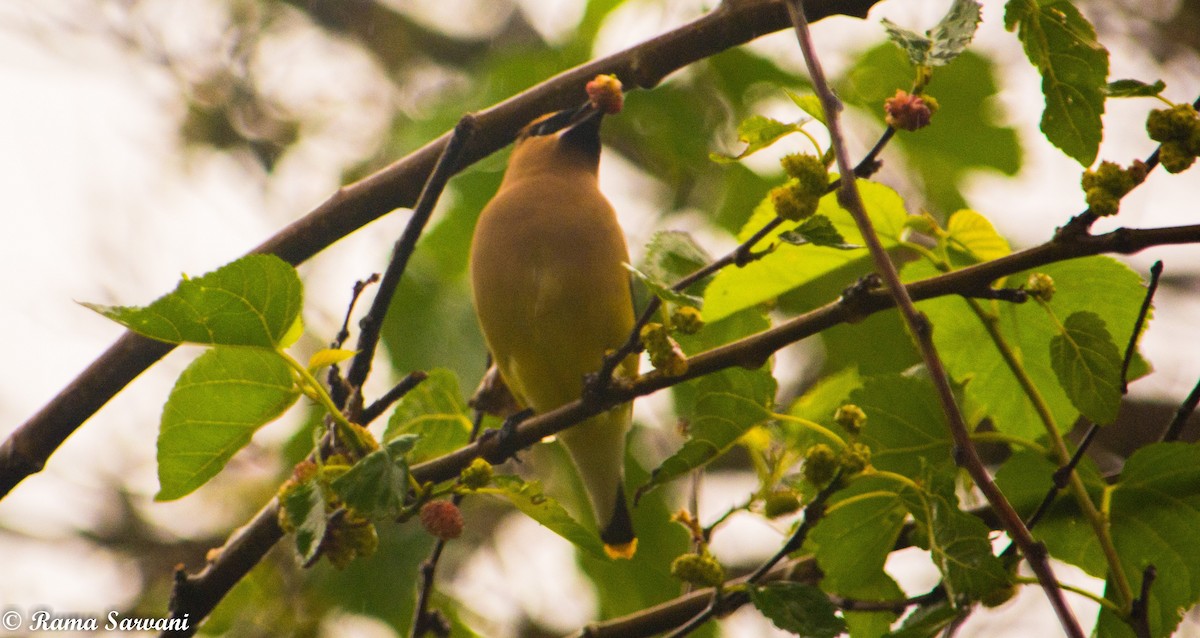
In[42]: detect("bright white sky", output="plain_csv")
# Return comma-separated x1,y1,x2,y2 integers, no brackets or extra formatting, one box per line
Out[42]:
1,1,1199,636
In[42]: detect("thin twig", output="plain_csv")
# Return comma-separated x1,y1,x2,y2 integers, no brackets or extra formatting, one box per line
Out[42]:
346,116,477,392
360,371,429,426
830,585,944,613
1121,260,1163,392
663,475,842,638
410,406,487,638
1163,378,1200,443
995,261,1165,556
782,1,1082,636
1130,565,1157,638
329,274,382,408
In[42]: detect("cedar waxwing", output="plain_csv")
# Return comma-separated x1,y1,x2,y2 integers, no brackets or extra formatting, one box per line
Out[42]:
469,100,638,559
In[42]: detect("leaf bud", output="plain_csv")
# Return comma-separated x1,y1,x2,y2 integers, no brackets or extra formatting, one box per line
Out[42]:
803,443,838,486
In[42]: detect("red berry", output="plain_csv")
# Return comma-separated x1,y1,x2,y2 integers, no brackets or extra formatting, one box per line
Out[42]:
586,75,624,114
419,501,464,541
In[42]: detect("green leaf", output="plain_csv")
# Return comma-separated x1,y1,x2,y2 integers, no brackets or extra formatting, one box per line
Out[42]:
307,348,356,371
808,474,907,593
778,214,862,250
785,89,827,126
945,208,1011,264
479,475,607,560
1103,78,1166,98
703,179,908,323
909,256,1149,439
928,0,984,66
881,0,981,68
1005,0,1109,165
640,366,776,499
1098,443,1200,638
851,375,954,478
881,19,933,68
748,582,847,637
383,368,472,464
994,450,1107,577
156,347,299,500
330,435,419,519
900,473,1010,602
640,230,714,291
709,115,801,163
627,264,704,309
1049,311,1123,425
888,600,960,637
279,478,326,565
84,254,303,347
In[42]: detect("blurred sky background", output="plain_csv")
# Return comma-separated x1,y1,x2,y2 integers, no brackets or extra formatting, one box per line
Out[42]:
1,0,1199,636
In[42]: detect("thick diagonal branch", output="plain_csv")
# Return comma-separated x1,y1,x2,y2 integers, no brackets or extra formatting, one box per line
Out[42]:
0,0,882,499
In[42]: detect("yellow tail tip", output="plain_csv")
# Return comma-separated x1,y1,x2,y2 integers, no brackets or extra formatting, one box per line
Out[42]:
603,538,638,560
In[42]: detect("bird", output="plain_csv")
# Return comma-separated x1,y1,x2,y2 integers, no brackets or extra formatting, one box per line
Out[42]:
468,93,638,559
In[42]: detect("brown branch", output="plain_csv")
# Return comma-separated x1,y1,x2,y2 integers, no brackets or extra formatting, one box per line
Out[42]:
571,557,823,638
410,222,1200,487
783,1,1080,634
663,474,842,638
0,0,883,500
344,115,476,394
156,221,1200,636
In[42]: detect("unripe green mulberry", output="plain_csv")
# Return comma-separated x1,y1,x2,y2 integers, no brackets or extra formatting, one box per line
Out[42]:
839,442,872,476
803,444,838,486
1146,103,1199,142
770,182,819,222
325,514,379,569
641,322,688,376
834,404,867,435
670,552,725,588
780,153,829,192
460,458,494,489
671,306,705,335
1159,141,1196,174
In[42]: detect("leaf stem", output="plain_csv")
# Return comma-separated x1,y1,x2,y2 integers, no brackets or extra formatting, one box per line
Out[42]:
279,351,371,459
1010,576,1121,613
771,413,847,449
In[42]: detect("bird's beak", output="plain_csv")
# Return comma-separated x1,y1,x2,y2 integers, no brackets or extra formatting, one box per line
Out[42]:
560,103,604,148
523,101,605,139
